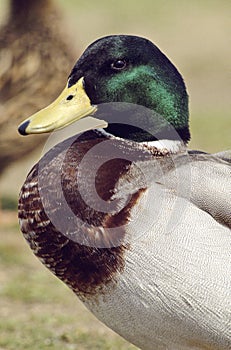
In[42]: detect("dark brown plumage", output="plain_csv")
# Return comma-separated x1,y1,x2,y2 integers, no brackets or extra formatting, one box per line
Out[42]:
18,130,161,299
0,0,75,174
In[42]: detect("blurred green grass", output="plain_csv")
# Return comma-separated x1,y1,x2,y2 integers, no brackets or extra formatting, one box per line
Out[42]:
190,112,230,152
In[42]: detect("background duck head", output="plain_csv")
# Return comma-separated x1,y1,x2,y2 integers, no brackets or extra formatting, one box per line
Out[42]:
19,35,190,145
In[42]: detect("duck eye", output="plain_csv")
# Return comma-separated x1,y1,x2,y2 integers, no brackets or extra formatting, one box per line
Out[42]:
111,59,126,71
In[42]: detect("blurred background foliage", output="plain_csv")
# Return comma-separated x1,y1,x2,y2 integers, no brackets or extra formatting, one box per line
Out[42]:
0,1,230,349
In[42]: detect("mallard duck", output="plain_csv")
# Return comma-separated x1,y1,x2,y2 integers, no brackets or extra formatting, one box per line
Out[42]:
0,0,75,174
18,35,230,350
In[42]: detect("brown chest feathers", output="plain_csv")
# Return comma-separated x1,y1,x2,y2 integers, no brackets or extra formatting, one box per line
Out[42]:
18,131,158,298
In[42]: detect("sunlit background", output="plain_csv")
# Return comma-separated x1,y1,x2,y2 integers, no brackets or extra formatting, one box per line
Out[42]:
0,1,230,349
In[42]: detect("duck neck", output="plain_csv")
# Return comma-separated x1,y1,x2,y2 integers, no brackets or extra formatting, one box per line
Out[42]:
141,139,186,154
97,128,186,154
94,101,190,145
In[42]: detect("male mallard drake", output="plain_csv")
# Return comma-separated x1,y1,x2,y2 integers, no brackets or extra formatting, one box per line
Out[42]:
0,0,75,174
18,35,230,350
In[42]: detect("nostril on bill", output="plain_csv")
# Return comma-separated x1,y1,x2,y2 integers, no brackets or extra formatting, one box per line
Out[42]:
66,95,74,101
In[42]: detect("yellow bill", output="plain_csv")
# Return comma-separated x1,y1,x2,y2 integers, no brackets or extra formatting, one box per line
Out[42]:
18,77,108,135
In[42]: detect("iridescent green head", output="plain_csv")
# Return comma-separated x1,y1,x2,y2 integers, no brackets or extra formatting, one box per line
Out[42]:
19,35,190,143
69,35,190,142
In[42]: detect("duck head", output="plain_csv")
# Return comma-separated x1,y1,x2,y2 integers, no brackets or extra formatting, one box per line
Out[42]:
18,35,190,143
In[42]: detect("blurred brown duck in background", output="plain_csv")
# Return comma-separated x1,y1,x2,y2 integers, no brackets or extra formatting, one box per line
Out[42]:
0,0,75,174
